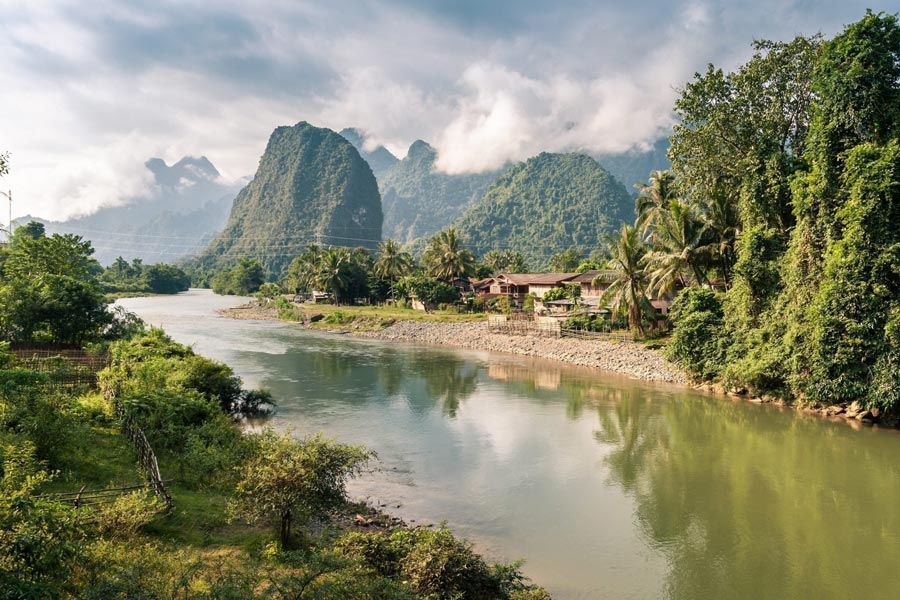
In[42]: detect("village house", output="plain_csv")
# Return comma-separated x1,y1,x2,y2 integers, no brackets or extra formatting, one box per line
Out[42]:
474,269,674,318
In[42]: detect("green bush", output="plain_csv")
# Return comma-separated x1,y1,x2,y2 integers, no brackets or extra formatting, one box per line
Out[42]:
338,526,548,600
665,288,725,381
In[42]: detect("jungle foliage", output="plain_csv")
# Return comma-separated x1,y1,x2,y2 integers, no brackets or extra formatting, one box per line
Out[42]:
453,153,634,270
665,11,900,417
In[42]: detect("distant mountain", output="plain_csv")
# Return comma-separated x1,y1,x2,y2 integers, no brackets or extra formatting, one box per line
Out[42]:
453,153,634,269
595,138,671,193
338,128,399,178
194,121,382,277
378,140,501,244
27,156,242,265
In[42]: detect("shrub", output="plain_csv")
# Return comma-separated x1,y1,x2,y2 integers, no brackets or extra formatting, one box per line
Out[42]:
665,288,725,381
93,491,162,540
229,431,373,547
338,526,548,600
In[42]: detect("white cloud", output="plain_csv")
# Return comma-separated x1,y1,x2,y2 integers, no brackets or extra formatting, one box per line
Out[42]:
0,0,883,221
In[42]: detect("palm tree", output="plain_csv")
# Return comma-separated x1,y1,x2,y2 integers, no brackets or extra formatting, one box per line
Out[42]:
284,244,323,294
314,247,352,304
595,224,652,335
699,191,740,287
373,238,414,301
635,170,678,242
482,249,528,274
423,227,475,281
644,199,710,296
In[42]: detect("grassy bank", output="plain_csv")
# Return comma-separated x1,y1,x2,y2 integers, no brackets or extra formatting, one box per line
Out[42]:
0,331,551,599
226,298,486,332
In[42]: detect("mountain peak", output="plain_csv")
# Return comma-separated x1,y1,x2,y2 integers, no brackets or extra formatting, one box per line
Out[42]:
337,126,399,178
145,155,220,187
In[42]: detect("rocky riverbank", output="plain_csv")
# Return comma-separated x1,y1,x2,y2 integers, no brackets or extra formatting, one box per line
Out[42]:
219,302,687,384
352,320,687,384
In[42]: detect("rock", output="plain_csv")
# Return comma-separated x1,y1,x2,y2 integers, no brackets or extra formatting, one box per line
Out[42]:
826,405,845,415
856,410,873,422
871,407,881,418
308,313,324,323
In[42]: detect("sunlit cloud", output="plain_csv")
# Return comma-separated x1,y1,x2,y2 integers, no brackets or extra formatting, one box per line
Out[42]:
0,0,881,220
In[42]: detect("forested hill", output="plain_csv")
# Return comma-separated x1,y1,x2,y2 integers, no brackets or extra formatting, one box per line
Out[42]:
25,156,241,265
596,138,671,193
379,140,501,243
338,127,399,178
453,153,634,269
193,122,382,278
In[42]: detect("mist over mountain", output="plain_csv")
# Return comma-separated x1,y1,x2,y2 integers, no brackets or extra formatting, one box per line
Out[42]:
338,128,399,178
22,156,243,265
595,138,671,193
453,152,634,269
194,122,382,277
377,140,502,244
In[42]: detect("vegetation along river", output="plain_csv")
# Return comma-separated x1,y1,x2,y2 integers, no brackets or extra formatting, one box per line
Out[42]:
119,290,900,600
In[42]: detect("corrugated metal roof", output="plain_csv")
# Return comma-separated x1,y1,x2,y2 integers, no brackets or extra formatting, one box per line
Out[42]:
499,272,580,285
571,269,618,283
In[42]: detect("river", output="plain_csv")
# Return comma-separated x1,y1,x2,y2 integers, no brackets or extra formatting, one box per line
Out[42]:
119,290,900,600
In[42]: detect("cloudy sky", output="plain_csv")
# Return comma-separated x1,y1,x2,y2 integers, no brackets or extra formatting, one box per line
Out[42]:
0,0,888,221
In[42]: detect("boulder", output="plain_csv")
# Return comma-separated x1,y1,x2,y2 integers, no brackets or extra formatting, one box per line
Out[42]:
856,410,874,423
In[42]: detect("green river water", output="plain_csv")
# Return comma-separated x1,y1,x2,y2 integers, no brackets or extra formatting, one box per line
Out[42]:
119,290,900,600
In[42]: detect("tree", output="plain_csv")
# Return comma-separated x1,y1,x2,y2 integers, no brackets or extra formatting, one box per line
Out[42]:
423,227,475,281
635,170,678,242
644,199,710,295
404,276,459,311
0,231,111,343
284,244,324,294
482,250,528,274
548,248,582,272
211,258,265,295
373,239,413,301
596,225,652,334
230,431,372,547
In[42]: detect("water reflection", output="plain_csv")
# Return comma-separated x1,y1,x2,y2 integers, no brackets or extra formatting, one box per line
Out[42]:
594,394,900,600
120,291,900,600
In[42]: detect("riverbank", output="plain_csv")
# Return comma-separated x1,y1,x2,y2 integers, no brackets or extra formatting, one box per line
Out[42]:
220,301,687,384
220,300,899,428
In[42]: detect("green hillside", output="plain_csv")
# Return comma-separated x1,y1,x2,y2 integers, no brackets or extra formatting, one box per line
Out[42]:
195,122,382,277
379,140,500,243
453,152,634,269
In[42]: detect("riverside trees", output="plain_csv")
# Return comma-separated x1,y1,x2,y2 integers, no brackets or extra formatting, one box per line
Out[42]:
664,11,900,419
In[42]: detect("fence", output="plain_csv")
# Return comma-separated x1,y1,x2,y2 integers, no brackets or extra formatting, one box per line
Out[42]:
35,481,172,509
115,402,173,511
488,314,633,342
9,345,110,388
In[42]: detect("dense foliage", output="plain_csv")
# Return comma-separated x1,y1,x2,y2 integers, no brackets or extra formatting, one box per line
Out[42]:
454,153,634,270
0,224,116,344
100,257,190,294
379,140,500,243
194,122,383,279
666,11,900,418
211,257,266,295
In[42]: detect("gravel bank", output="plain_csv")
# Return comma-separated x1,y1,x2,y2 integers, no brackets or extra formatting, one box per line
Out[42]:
353,320,687,384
